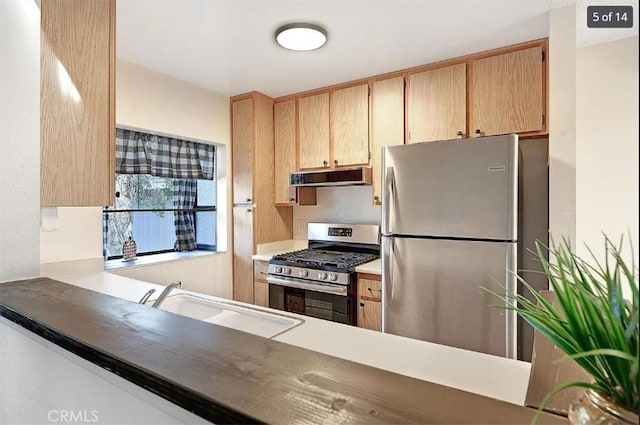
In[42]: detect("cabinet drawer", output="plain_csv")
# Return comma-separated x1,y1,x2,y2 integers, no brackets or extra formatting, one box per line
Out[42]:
358,277,382,301
253,260,270,281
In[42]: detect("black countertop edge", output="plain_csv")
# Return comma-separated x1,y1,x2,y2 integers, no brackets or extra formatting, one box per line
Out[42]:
0,305,261,425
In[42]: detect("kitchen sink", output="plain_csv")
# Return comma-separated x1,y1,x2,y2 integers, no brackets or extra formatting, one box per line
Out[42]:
150,294,302,338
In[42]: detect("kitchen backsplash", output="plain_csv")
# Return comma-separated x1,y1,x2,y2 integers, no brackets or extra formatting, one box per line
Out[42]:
292,186,381,239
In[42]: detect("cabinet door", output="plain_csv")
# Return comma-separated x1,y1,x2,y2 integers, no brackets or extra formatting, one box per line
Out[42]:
330,84,369,167
407,63,466,143
253,260,270,307
371,77,404,204
232,98,254,204
298,93,330,169
233,206,254,303
41,0,115,206
254,280,269,307
358,300,382,331
470,46,544,136
274,100,297,204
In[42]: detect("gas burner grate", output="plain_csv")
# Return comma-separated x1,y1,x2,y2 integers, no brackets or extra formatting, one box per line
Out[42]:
272,248,378,270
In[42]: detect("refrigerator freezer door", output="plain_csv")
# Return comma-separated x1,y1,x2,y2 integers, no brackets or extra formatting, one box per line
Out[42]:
382,236,517,358
382,135,518,240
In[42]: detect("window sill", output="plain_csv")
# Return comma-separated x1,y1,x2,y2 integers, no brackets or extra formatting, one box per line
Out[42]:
104,250,223,271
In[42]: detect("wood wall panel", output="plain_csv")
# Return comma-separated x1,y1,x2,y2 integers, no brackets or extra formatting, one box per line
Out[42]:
253,94,293,245
40,0,115,206
470,46,543,136
330,84,369,166
407,63,466,143
298,93,330,169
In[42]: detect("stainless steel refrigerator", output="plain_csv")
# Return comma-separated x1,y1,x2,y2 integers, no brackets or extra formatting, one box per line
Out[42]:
381,134,549,360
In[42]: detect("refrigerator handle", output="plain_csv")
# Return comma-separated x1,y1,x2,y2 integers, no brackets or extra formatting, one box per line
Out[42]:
381,166,394,235
505,244,518,359
382,237,395,303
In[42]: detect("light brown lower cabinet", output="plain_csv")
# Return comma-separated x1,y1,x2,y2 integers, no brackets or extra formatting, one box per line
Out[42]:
357,273,382,331
253,260,270,307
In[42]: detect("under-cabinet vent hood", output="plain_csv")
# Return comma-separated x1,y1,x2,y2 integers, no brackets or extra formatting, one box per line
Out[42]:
290,166,372,187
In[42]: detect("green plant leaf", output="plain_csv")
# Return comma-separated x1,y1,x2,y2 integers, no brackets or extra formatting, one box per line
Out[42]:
485,235,639,412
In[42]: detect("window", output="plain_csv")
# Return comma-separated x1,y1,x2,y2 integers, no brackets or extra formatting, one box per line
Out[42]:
103,174,216,259
105,128,218,261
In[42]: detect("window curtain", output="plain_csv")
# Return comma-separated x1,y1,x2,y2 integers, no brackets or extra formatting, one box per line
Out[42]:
115,128,215,180
173,179,197,251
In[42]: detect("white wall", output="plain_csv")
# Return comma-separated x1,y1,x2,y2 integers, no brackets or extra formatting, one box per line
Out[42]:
0,0,40,282
293,186,381,239
0,317,208,424
39,60,232,298
548,5,577,244
548,6,638,298
575,36,639,267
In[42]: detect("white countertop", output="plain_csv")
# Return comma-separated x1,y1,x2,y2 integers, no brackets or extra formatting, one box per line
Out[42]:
252,239,308,261
355,258,381,274
53,271,532,407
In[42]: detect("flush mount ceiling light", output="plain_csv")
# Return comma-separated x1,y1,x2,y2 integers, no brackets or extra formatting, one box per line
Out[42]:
275,23,327,51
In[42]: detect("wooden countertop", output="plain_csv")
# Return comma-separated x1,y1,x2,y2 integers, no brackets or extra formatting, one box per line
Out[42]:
0,278,565,424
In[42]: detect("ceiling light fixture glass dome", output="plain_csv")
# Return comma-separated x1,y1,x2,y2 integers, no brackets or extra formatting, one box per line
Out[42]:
275,23,327,51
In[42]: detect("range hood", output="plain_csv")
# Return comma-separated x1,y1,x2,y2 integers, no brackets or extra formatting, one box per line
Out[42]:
290,166,372,187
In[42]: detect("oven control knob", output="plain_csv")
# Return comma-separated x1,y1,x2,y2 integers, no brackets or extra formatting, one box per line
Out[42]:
275,266,283,273
300,270,308,278
328,273,338,282
318,271,328,280
283,267,292,275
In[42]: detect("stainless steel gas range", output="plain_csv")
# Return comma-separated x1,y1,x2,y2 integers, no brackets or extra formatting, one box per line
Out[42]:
267,223,380,325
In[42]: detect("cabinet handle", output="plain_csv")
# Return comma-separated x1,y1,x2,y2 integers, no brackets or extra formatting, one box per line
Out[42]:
289,197,295,202
323,160,328,167
360,302,365,307
334,159,338,165
246,208,252,213
475,129,482,137
457,130,465,138
368,288,381,292
373,196,380,202
246,198,252,202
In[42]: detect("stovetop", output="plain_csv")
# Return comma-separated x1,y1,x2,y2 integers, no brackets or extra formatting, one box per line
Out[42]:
271,248,378,272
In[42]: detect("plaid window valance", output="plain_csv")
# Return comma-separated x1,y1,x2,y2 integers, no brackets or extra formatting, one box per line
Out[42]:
116,128,215,180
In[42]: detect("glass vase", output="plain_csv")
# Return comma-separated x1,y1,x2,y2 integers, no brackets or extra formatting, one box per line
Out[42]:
568,389,639,425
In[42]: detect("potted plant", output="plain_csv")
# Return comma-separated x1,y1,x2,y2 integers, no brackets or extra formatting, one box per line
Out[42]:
487,236,638,424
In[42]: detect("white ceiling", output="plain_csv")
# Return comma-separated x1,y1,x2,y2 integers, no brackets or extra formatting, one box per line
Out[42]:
115,0,634,98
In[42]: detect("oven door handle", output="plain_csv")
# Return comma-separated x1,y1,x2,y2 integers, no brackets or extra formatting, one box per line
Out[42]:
267,276,348,296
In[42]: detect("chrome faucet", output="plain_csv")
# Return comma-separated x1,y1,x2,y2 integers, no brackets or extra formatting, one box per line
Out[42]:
138,289,156,304
151,281,182,308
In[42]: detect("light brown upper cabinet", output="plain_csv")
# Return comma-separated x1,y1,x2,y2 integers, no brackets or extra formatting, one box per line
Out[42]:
371,76,405,204
274,100,317,206
40,0,115,206
470,46,544,136
232,98,254,205
407,63,466,143
298,93,330,169
274,100,296,204
330,84,370,167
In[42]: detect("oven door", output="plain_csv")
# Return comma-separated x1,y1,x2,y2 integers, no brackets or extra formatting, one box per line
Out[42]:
267,275,353,325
